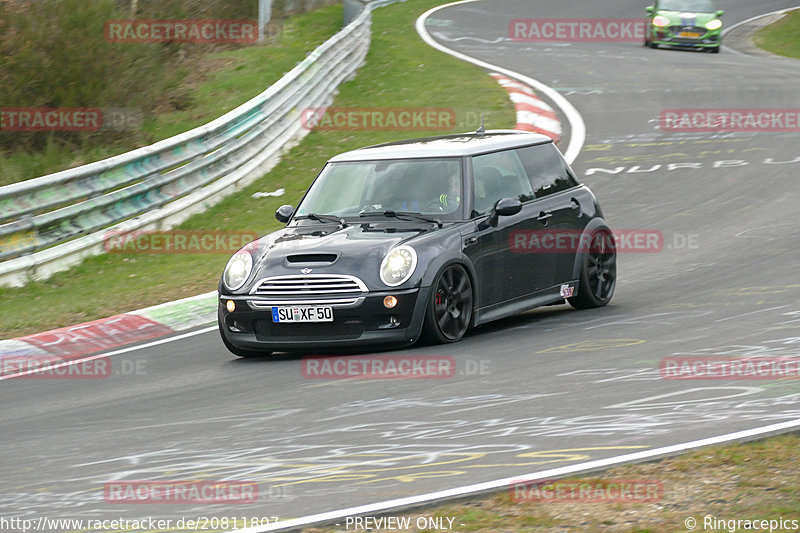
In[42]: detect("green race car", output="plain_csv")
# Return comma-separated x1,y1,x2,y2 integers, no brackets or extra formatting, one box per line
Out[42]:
645,0,724,53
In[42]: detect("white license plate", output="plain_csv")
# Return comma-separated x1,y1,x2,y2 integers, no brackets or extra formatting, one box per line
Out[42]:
271,306,333,323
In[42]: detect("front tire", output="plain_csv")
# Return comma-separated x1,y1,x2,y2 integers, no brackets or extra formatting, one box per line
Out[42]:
422,264,473,344
568,228,616,309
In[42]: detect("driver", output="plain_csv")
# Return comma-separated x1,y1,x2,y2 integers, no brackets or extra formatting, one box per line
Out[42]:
436,171,461,211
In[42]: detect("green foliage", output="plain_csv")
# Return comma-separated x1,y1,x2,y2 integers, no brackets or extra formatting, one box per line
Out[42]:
0,2,344,185
0,0,178,150
124,0,258,19
753,10,800,59
0,0,320,153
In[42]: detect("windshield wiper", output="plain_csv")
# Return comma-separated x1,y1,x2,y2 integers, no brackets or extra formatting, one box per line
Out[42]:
359,210,442,228
295,213,348,227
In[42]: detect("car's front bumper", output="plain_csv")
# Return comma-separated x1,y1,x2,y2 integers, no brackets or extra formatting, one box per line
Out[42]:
649,27,720,48
218,287,430,352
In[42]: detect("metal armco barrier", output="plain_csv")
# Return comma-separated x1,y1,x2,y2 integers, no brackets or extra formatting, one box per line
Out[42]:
344,0,368,25
0,0,401,287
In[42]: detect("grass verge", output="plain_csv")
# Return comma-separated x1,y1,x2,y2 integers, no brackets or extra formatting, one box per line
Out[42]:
0,0,515,338
753,9,800,59
0,4,344,186
302,432,800,532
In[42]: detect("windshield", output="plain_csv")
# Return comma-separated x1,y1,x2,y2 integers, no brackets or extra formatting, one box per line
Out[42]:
659,0,715,13
295,158,464,221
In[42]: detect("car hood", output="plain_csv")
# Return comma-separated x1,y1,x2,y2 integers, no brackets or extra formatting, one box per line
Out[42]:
657,10,719,24
246,222,436,290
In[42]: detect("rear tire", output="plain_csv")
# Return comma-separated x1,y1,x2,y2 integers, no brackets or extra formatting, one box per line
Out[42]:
568,228,617,309
219,328,271,358
422,264,473,344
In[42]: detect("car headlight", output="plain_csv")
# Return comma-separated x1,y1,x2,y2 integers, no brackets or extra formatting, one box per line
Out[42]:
223,250,253,291
706,19,722,30
380,245,417,287
653,15,671,27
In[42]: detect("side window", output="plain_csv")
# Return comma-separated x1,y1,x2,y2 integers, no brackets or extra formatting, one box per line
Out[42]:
471,149,535,216
516,143,579,198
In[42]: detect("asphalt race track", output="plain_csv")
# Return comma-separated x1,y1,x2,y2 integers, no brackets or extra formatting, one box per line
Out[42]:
2,0,800,529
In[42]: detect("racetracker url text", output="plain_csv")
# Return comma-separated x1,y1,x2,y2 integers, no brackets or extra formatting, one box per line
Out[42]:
0,516,280,532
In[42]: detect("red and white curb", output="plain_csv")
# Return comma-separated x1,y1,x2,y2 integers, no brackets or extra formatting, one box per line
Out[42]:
0,291,217,376
490,72,562,142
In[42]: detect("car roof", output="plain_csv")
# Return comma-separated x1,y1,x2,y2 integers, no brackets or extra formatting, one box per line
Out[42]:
657,0,716,12
328,130,553,162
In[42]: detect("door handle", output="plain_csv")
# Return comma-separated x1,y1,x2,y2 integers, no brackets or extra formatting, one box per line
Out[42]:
538,212,552,224
464,236,478,247
570,198,582,216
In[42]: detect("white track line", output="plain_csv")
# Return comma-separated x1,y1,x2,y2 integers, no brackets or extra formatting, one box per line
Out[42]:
414,0,585,164
230,419,800,532
0,325,217,380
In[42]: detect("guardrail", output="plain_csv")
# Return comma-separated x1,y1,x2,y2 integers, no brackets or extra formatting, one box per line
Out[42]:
0,0,399,287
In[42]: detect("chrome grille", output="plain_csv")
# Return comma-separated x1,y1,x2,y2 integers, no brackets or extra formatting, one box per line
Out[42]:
668,25,705,36
249,274,367,306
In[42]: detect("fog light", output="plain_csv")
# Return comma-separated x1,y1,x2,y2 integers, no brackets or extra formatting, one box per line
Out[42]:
383,295,398,308
226,300,236,312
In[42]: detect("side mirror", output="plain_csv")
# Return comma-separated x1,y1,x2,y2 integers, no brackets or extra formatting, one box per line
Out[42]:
275,204,295,223
646,6,654,14
716,10,724,17
495,197,523,217
482,197,522,228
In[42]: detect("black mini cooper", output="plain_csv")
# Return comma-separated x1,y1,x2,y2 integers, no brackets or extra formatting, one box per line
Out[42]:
218,130,615,357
